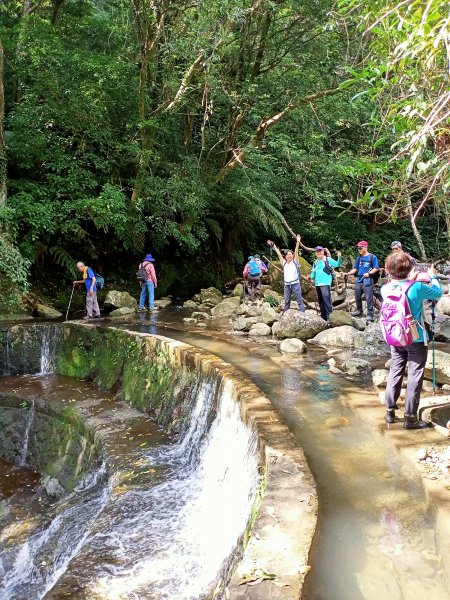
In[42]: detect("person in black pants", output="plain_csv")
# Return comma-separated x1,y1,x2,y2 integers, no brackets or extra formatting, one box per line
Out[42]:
344,240,380,321
310,246,342,321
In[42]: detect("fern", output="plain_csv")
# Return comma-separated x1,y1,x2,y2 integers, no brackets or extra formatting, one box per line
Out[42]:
48,246,77,276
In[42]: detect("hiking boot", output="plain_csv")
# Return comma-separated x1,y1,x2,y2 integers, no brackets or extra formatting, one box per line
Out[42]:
351,311,363,318
403,413,430,430
137,307,146,312
385,409,396,424
83,315,93,320
366,315,374,322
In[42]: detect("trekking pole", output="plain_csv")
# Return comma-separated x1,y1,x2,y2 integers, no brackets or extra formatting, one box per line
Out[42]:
431,301,436,395
65,283,76,321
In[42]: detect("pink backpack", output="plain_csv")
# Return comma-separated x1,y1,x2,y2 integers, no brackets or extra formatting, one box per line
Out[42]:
380,281,420,346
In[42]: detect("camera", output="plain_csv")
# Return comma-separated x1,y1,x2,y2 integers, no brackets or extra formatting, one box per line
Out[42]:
412,263,432,283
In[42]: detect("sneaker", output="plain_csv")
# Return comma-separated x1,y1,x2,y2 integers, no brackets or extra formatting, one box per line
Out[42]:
351,311,363,318
137,307,146,312
366,315,374,322
385,409,396,424
83,316,93,320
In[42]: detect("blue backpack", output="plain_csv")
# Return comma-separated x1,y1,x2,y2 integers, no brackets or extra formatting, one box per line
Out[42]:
248,259,262,277
95,273,105,290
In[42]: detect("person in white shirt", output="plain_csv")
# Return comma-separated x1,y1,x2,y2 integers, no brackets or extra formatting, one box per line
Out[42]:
267,235,305,312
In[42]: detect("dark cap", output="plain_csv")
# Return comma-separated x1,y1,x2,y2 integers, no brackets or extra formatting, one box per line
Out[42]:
314,246,324,251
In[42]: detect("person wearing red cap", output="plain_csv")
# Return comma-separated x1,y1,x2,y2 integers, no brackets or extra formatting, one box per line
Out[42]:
344,241,379,321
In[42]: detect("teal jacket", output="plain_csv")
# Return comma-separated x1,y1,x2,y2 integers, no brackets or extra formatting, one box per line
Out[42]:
311,256,342,287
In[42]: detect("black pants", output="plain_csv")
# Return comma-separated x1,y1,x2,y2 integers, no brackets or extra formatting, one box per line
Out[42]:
316,285,333,321
355,281,374,317
385,342,428,416
246,275,261,300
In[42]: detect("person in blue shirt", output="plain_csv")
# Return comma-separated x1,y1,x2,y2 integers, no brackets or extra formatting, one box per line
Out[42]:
74,261,100,319
381,251,442,429
310,246,342,321
344,240,379,321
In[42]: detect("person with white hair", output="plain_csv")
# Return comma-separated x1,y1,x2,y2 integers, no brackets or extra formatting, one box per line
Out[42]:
74,261,100,319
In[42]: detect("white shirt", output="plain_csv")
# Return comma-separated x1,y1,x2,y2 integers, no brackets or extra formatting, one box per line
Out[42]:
282,260,299,284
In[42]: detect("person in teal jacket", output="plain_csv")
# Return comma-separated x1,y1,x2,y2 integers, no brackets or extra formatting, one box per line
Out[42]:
310,246,342,321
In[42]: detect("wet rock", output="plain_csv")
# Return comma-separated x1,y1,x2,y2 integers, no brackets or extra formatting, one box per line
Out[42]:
246,305,263,317
342,357,372,374
424,349,450,384
191,312,211,320
279,338,306,354
271,321,281,337
199,287,223,307
325,416,349,428
245,317,259,327
195,322,207,328
109,307,136,317
329,365,343,374
327,358,336,367
351,317,367,331
154,297,172,309
211,299,239,318
257,303,278,325
231,316,247,331
248,323,271,337
42,476,65,499
329,310,353,327
436,296,450,316
232,283,244,297
35,303,63,319
310,325,365,348
356,569,402,600
275,310,328,340
192,293,201,303
105,290,138,310
183,300,198,310
372,369,389,387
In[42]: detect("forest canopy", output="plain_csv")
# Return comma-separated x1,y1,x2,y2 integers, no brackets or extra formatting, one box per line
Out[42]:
0,0,448,309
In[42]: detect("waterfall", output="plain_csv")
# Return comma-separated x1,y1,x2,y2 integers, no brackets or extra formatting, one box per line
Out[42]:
39,325,58,375
18,399,35,467
0,463,109,600
4,328,11,376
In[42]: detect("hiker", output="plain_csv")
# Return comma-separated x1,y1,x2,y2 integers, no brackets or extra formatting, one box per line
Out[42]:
267,235,305,312
137,253,158,311
243,255,267,301
74,262,100,319
310,246,342,321
381,251,442,429
344,240,380,322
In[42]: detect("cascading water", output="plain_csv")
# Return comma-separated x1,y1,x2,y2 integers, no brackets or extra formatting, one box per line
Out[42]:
39,325,58,375
48,378,259,599
4,329,11,377
18,399,35,467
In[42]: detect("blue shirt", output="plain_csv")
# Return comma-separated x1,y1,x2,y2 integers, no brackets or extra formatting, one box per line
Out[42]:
84,267,97,292
311,256,342,287
381,277,442,342
353,253,379,283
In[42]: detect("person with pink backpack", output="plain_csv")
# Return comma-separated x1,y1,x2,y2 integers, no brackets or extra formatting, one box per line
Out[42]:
380,252,442,429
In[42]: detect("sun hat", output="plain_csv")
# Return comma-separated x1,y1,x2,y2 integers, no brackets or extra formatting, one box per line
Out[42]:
314,245,324,251
356,240,368,247
144,253,156,262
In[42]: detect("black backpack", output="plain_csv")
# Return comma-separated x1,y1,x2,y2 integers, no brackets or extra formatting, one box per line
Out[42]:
358,253,380,284
136,261,149,282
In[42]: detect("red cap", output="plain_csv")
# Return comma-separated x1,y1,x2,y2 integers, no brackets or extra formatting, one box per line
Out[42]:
356,240,368,247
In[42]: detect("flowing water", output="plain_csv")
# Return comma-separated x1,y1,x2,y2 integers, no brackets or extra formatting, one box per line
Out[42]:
0,370,259,599
128,323,449,600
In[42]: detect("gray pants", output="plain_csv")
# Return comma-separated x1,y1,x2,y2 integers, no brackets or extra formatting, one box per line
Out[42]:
86,291,100,317
284,281,305,312
385,342,428,416
355,281,374,317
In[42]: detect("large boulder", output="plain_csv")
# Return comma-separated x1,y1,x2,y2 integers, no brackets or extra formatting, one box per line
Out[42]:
105,290,138,310
200,287,223,307
183,300,198,309
329,310,353,327
279,338,306,354
274,310,328,340
424,349,450,384
341,357,372,375
248,323,272,336
35,303,63,319
309,325,365,348
154,297,172,309
257,303,278,325
211,298,239,318
435,320,450,342
232,283,244,297
231,316,247,331
436,296,450,316
372,369,389,387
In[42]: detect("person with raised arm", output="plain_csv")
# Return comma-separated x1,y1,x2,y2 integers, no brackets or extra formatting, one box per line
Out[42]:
267,235,305,312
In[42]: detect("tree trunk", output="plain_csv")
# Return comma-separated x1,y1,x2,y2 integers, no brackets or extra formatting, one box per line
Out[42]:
0,36,6,211
406,194,427,260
